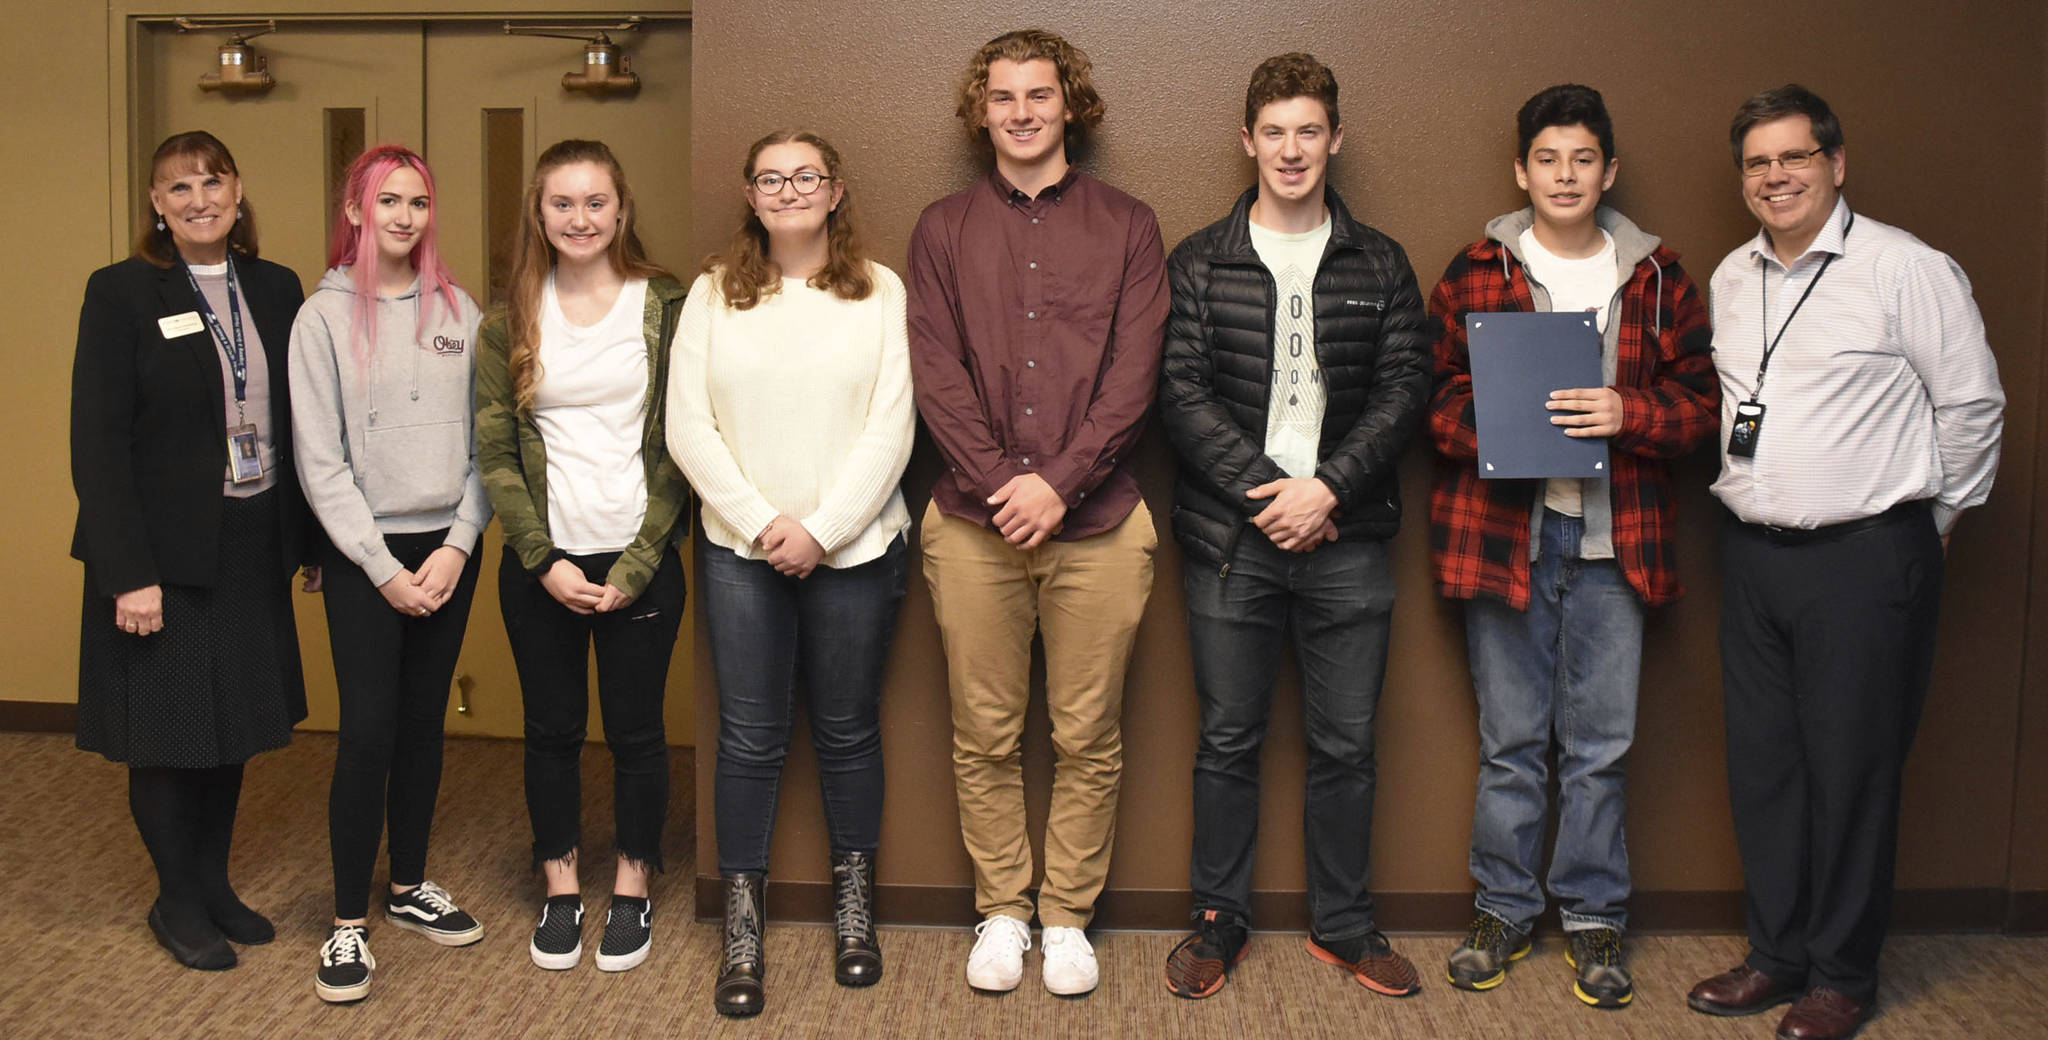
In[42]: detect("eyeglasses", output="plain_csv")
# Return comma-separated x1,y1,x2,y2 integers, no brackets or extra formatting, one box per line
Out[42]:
1739,148,1830,177
750,171,832,195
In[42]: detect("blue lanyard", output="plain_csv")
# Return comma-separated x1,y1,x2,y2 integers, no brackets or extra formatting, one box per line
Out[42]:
182,257,249,416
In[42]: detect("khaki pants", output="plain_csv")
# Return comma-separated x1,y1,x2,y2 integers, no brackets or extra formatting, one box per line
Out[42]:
920,498,1156,928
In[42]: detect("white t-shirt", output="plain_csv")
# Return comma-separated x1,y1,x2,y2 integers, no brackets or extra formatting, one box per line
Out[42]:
533,275,650,553
1518,227,1619,518
1250,217,1332,479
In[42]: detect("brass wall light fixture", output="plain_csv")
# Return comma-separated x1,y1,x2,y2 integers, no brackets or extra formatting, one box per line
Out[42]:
178,18,278,96
504,18,644,97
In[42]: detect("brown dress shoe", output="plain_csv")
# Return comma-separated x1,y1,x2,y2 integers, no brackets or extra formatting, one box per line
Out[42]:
1687,964,1803,1016
1776,988,1871,1040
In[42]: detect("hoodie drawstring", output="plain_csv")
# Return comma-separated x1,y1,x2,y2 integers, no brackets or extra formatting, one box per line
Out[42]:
1651,259,1664,338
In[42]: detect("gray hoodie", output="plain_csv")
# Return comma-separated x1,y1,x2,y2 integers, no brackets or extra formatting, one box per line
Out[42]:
1481,205,1664,563
289,267,491,587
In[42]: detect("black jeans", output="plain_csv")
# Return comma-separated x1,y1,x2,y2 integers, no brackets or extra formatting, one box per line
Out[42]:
323,531,481,920
501,545,685,872
1182,535,1396,941
705,538,907,875
1719,505,1943,1004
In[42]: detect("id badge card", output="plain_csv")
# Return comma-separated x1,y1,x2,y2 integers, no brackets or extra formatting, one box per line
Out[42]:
227,424,264,484
1727,400,1766,458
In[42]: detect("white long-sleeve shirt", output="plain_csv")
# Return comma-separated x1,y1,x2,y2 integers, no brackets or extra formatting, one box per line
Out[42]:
665,262,914,568
1709,198,2004,534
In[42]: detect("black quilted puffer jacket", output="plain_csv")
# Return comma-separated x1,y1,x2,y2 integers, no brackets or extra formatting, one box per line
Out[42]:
1159,186,1430,572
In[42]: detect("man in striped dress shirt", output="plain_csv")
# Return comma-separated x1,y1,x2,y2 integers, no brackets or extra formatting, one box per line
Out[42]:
1685,85,2004,1040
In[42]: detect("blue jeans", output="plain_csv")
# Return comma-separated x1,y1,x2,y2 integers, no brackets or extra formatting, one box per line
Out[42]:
1184,534,1395,941
706,537,907,875
1463,509,1644,933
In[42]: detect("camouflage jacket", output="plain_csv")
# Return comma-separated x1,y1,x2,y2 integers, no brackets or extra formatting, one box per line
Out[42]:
474,275,691,598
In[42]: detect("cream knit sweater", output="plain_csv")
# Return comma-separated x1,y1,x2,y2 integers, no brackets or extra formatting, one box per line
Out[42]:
665,262,913,568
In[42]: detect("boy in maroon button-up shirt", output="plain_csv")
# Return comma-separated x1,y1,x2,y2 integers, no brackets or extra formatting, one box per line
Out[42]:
906,27,1167,999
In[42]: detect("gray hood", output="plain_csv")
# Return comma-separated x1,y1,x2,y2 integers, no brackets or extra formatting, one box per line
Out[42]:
1484,205,1662,273
1481,205,1669,358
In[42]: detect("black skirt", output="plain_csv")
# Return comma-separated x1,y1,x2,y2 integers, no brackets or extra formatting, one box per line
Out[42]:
76,488,308,768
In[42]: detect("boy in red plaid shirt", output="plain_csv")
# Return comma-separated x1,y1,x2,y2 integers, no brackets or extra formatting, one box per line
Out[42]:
1426,84,1718,1008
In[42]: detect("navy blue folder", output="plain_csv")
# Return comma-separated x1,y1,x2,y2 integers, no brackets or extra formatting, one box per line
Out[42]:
1465,311,1610,480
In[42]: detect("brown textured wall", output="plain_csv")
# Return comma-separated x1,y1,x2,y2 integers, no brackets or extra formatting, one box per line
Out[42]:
2011,37,2048,907
689,0,2047,920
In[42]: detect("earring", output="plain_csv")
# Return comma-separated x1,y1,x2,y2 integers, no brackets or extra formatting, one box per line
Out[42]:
155,216,165,231
236,206,244,220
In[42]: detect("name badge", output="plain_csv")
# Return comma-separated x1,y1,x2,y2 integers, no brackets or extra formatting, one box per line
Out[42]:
227,423,264,484
159,312,205,339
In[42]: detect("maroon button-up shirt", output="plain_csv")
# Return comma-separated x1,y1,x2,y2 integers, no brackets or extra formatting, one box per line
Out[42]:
907,168,1168,539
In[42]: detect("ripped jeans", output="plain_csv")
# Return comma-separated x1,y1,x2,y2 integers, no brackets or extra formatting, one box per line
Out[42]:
501,545,685,872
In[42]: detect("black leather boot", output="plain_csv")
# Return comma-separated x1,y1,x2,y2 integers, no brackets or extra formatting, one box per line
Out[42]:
715,873,765,1016
832,851,881,986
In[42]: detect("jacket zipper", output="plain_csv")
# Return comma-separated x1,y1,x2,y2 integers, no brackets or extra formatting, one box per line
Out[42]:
1217,235,1351,578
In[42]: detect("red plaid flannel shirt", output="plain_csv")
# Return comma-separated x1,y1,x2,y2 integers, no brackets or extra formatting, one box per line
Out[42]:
1426,237,1718,609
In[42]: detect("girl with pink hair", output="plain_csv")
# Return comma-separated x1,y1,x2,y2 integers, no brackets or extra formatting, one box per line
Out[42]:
287,144,491,1003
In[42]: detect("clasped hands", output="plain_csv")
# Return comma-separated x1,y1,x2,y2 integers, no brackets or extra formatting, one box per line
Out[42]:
757,515,826,579
379,547,470,617
988,472,1066,550
1248,476,1340,552
537,554,635,615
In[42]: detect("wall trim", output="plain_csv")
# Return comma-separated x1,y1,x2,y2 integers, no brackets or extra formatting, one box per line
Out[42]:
0,700,78,733
693,878,2016,934
2007,891,2048,934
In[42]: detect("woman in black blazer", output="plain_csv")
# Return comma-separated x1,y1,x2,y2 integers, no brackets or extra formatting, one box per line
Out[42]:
70,131,318,971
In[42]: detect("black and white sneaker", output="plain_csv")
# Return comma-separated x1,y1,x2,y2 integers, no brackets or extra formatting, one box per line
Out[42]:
530,895,584,970
386,881,485,947
315,925,374,1004
595,896,653,972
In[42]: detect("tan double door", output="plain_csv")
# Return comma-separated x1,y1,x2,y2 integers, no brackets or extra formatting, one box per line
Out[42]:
139,18,695,741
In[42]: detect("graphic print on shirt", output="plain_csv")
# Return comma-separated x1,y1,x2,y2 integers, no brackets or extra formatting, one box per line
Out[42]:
1263,255,1325,478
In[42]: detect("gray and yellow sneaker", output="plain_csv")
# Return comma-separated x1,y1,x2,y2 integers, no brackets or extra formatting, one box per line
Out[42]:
1565,928,1633,1008
1446,911,1532,991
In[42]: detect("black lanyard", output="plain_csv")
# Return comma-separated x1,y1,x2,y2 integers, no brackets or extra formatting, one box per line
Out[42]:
182,257,249,422
1752,208,1854,401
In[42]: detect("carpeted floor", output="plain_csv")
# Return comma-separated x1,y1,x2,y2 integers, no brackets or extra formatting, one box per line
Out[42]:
0,731,2039,1039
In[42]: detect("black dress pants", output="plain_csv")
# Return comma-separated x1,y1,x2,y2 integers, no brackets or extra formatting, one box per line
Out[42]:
1718,503,1943,1004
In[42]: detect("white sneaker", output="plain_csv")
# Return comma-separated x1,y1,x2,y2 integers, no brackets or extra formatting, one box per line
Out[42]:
965,915,1032,992
1041,925,1099,996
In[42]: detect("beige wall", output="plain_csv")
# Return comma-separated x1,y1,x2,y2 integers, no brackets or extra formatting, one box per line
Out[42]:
3,2,114,703
14,3,699,749
688,0,2048,916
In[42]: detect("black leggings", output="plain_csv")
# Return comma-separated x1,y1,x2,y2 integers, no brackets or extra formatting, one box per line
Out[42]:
501,545,685,873
322,532,481,920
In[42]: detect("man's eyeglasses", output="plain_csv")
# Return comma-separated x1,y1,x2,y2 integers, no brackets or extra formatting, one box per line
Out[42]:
1740,148,1830,178
750,171,832,195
